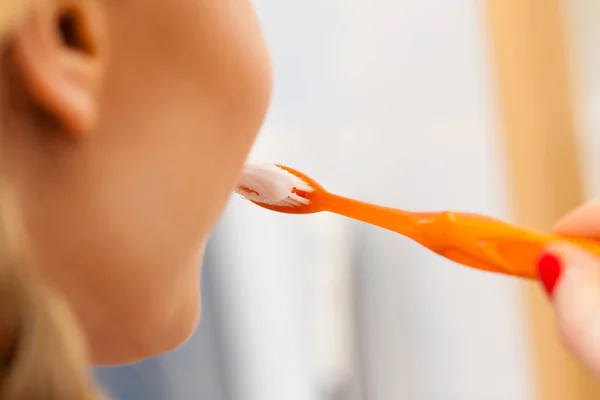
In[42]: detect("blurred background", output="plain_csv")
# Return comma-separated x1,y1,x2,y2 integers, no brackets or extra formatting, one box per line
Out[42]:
94,0,600,398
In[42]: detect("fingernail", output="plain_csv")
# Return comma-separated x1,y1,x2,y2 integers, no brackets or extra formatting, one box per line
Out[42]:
537,252,563,297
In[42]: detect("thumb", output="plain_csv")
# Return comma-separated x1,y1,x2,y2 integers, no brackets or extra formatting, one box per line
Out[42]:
538,243,600,376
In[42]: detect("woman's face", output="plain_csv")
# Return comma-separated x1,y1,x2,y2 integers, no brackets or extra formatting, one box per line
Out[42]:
2,0,271,364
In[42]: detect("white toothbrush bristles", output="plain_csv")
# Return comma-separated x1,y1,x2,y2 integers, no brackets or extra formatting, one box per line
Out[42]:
236,164,313,207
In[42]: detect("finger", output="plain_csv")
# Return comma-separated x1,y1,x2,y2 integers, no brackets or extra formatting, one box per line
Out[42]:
538,242,600,377
553,200,600,238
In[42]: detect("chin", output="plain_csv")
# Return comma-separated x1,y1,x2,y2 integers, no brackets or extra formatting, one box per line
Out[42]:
89,290,202,366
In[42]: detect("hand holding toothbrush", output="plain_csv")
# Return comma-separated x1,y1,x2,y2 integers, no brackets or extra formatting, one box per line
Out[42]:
538,201,600,378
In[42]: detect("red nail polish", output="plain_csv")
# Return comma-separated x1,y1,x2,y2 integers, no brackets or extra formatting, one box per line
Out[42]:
537,252,563,297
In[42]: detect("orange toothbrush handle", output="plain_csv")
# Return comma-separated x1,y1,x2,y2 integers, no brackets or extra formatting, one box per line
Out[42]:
410,211,600,279
323,194,600,279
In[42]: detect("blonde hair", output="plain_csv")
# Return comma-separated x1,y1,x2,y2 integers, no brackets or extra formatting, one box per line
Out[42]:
0,2,108,398
0,186,108,399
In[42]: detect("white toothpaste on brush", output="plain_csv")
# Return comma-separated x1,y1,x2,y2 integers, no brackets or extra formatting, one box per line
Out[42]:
236,164,312,206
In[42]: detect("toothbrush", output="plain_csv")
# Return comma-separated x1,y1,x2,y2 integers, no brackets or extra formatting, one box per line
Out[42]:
236,163,600,279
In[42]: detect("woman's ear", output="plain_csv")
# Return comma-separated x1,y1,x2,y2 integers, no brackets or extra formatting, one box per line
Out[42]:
10,0,107,135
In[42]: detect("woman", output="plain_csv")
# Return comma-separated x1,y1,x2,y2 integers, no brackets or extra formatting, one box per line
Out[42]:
0,0,270,397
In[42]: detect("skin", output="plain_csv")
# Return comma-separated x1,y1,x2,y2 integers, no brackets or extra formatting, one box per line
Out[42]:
543,202,600,377
0,0,271,365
